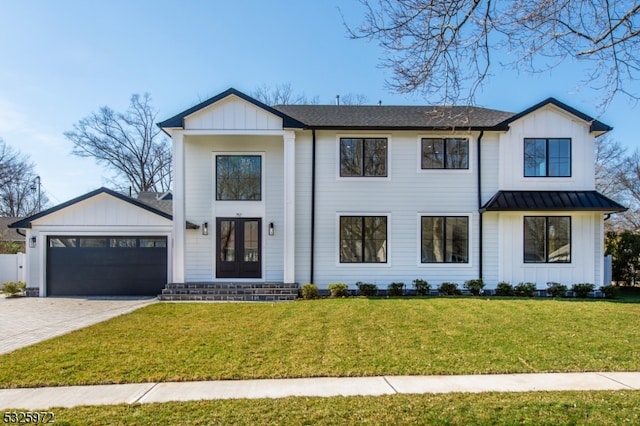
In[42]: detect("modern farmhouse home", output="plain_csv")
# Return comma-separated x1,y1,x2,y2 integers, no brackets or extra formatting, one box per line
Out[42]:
157,88,626,297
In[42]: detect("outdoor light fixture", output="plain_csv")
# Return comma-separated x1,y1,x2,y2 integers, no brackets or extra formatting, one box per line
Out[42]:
269,222,274,236
29,236,36,248
202,222,209,236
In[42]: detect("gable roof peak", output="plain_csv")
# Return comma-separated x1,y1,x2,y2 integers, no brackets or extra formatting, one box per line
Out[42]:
157,88,306,131
499,97,612,135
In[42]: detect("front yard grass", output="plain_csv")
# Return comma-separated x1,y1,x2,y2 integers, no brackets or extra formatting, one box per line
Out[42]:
28,391,640,425
0,298,638,388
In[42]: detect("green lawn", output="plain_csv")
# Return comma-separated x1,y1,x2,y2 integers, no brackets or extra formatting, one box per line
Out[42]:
0,298,638,388
26,391,640,425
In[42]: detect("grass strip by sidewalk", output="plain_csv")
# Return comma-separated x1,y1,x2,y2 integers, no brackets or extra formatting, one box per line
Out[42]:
17,391,640,425
0,298,638,388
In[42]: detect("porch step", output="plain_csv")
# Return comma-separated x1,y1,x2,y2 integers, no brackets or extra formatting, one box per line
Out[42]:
158,282,299,302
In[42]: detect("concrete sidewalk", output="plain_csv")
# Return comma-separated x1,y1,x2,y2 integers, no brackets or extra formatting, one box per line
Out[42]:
1,372,639,410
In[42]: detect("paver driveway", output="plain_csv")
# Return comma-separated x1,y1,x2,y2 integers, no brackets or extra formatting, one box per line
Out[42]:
0,297,156,355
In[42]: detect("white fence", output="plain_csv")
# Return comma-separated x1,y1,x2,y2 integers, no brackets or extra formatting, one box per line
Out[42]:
0,253,25,283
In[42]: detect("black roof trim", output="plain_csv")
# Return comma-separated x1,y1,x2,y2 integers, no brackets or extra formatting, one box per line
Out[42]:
481,190,627,213
157,88,306,131
497,97,612,134
9,187,173,229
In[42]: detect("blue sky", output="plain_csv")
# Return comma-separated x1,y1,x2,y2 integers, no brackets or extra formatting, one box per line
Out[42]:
1,0,638,204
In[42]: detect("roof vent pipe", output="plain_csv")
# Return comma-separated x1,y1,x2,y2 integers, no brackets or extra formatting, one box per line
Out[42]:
336,95,340,106
378,100,382,106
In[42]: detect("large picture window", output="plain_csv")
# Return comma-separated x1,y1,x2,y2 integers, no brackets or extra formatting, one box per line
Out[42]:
340,138,387,177
524,216,571,263
216,155,261,201
421,216,468,263
421,138,469,169
340,216,387,263
524,138,571,177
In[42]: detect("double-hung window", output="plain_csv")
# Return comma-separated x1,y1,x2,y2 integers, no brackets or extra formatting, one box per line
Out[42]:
340,138,387,177
524,138,571,177
340,216,387,263
421,138,469,169
421,216,469,263
524,216,571,263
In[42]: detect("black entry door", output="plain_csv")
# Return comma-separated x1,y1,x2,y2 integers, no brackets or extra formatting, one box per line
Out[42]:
216,218,261,278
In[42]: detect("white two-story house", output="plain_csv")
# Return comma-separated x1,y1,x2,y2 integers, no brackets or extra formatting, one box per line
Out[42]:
158,88,625,292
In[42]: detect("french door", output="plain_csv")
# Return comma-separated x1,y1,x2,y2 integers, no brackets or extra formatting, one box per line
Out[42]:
216,218,262,278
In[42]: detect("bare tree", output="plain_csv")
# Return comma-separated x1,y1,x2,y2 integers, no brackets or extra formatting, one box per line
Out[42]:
595,136,627,200
64,93,172,196
0,138,49,216
252,83,319,105
339,93,371,105
346,0,640,108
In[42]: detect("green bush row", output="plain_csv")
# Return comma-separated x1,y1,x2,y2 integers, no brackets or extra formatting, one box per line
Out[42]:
301,280,618,299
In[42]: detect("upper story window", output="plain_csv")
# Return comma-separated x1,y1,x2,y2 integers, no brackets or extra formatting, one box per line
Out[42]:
216,155,261,201
421,138,469,169
524,216,571,263
524,138,571,177
340,138,387,177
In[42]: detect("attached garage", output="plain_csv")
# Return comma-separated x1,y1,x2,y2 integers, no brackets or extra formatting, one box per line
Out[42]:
46,235,168,296
10,188,173,297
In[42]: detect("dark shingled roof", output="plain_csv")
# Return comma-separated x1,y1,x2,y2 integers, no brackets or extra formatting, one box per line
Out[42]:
157,88,612,134
481,191,627,213
273,105,515,130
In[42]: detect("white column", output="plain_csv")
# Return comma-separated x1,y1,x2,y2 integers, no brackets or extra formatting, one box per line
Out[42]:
172,132,185,283
283,131,296,283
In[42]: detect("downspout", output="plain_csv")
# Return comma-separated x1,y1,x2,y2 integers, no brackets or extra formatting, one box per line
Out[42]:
477,131,484,280
310,129,317,284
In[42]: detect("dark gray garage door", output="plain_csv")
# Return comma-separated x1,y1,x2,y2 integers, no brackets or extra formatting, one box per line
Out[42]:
46,236,168,296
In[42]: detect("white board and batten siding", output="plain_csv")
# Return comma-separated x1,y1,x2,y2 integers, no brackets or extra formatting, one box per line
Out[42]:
499,105,596,190
495,211,604,286
184,95,283,131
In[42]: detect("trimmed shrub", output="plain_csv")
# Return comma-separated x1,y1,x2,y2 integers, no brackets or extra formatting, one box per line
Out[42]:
571,283,595,298
600,284,619,299
463,279,485,296
413,279,431,296
547,282,568,298
300,283,319,300
356,282,378,297
438,282,459,296
2,281,26,297
514,282,536,297
495,281,515,296
328,282,349,298
387,282,405,297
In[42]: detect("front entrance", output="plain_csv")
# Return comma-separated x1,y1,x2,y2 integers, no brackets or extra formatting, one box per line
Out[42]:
216,218,262,278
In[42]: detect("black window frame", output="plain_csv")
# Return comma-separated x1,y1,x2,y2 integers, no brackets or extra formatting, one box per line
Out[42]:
420,216,469,263
215,155,262,201
523,216,571,263
524,138,571,177
339,138,388,177
421,138,469,170
339,215,388,263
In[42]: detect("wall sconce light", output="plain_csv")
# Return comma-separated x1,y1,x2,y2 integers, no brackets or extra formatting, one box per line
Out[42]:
29,236,37,248
202,222,209,236
269,222,275,236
